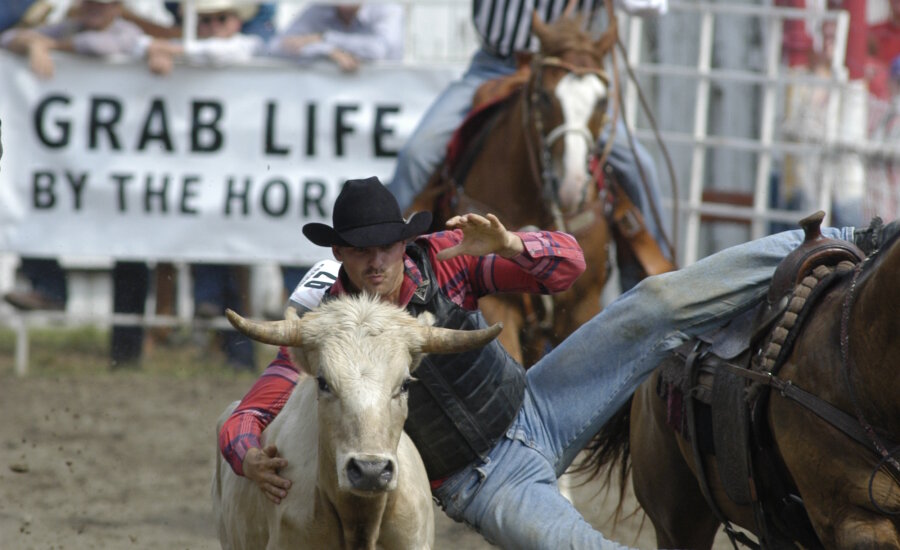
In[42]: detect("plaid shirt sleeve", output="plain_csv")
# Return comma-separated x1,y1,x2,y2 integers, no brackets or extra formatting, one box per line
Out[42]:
423,229,585,309
218,347,300,476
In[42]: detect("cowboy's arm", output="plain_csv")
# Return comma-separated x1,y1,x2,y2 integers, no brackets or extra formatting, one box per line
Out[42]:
219,259,339,502
218,350,298,502
435,213,525,259
432,213,585,294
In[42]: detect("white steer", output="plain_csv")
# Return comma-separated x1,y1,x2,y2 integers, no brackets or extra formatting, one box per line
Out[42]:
212,293,501,550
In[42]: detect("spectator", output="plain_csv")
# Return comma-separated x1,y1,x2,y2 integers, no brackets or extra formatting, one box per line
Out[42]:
119,0,180,39
860,0,900,101
182,0,263,64
385,0,672,292
192,263,255,371
126,1,275,42
779,15,865,227
127,0,264,370
270,3,403,72
110,261,149,368
144,0,265,70
235,2,274,42
280,265,309,305
0,1,52,32
268,3,403,292
864,55,900,224
4,259,68,312
891,55,900,104
0,1,170,366
0,0,170,78
869,0,900,69
5,10,59,313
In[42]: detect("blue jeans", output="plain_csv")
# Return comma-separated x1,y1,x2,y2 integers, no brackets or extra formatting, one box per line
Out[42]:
433,226,855,549
388,48,518,210
193,264,255,369
388,48,671,291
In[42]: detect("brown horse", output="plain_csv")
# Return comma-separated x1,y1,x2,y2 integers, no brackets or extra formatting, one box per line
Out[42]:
587,223,900,548
412,9,668,366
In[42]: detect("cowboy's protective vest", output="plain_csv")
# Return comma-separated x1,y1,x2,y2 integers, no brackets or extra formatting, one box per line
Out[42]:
403,242,526,480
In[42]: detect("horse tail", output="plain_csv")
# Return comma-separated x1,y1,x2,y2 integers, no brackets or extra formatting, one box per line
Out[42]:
570,397,633,516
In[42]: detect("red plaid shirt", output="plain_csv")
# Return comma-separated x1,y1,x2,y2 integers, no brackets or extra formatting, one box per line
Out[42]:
218,228,585,475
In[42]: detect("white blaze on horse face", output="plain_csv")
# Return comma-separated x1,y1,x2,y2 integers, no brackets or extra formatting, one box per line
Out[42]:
554,72,607,212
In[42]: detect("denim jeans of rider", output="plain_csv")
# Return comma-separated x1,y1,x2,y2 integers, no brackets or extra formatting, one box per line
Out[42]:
433,226,856,549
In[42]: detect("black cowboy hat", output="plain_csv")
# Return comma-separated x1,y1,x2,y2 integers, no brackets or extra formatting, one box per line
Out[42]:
303,177,432,247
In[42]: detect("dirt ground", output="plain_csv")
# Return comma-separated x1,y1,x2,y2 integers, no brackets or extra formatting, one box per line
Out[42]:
0,337,732,549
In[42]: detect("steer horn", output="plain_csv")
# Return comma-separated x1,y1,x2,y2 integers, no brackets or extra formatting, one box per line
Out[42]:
419,323,503,355
225,309,305,347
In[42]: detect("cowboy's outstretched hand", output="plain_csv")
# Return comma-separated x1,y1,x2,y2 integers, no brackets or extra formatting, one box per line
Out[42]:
436,213,524,261
243,445,292,504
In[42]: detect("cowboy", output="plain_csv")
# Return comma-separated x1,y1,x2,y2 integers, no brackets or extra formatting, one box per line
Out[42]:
219,176,896,548
142,0,266,74
385,0,673,293
269,2,404,73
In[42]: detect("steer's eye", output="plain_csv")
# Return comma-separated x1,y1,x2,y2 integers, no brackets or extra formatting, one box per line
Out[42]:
316,376,330,393
400,378,411,393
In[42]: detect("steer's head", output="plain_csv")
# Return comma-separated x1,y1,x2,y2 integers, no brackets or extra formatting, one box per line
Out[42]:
226,293,501,496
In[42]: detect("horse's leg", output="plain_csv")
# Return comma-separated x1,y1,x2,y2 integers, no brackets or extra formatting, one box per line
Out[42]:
552,221,609,348
630,372,719,549
477,295,525,364
556,285,603,342
833,515,900,548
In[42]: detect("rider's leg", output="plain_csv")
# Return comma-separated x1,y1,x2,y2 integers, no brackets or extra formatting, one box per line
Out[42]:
387,49,518,212
432,392,635,550
523,225,857,474
432,225,856,548
600,117,672,291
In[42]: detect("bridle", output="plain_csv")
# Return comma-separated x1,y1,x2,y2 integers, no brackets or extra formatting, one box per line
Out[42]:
522,53,610,229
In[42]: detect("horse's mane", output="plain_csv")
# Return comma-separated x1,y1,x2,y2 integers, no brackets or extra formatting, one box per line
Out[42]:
537,14,613,66
864,222,900,269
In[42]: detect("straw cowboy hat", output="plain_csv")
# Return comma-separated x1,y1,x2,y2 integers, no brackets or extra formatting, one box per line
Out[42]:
188,0,257,21
303,177,433,248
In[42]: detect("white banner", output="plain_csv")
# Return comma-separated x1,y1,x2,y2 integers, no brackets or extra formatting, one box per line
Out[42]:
0,51,460,264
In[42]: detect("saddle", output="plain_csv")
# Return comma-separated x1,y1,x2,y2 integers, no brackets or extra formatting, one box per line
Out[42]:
658,211,864,549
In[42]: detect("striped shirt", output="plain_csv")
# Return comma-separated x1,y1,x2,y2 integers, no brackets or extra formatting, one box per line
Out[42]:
474,0,667,58
218,228,585,475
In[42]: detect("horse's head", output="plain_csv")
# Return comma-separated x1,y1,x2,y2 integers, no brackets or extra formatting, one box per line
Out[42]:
525,9,615,214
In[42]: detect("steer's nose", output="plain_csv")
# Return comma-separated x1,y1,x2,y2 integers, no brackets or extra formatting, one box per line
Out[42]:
346,457,394,492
